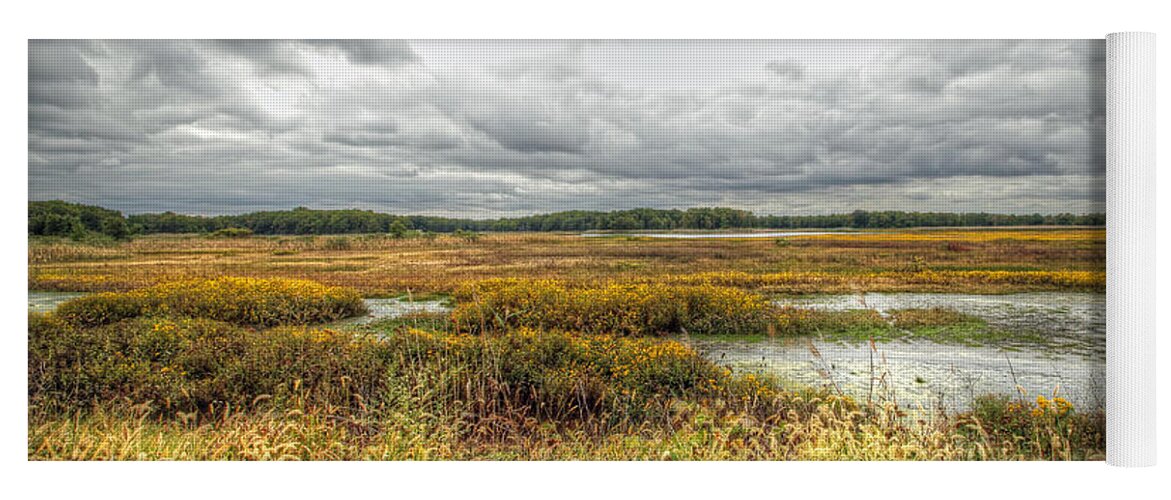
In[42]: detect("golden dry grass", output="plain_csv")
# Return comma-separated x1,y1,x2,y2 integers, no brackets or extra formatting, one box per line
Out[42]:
29,229,1105,295
29,391,1103,460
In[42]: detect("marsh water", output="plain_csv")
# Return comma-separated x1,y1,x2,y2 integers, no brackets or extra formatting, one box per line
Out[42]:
27,292,86,313
28,290,1105,412
695,292,1105,412
777,292,1105,356
333,297,451,325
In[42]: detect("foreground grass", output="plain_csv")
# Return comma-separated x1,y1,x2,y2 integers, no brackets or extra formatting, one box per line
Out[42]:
27,277,1100,461
29,394,1104,460
29,277,1104,460
29,319,1104,461
29,229,1105,295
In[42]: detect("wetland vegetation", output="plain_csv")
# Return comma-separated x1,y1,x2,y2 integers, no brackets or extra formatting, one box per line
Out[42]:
28,221,1106,460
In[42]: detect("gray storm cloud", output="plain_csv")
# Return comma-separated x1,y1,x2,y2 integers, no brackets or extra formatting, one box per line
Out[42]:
28,39,1105,217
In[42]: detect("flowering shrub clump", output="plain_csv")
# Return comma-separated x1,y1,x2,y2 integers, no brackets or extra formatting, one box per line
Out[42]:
30,311,791,432
399,328,727,393
451,279,773,336
385,327,803,431
29,313,390,414
656,270,1105,293
55,277,367,327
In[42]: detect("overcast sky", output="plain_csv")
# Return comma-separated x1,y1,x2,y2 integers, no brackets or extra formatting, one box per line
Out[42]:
29,39,1105,217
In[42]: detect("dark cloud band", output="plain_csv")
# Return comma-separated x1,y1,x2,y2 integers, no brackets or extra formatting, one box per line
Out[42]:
28,39,1105,216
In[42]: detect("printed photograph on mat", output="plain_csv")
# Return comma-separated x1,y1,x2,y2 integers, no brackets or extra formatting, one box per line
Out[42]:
28,40,1106,460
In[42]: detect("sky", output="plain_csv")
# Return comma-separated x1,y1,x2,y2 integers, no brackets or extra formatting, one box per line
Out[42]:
28,39,1105,217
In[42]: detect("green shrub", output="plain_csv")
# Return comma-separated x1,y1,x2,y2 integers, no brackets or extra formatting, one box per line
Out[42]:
322,237,352,251
453,229,482,242
211,227,253,238
388,220,410,238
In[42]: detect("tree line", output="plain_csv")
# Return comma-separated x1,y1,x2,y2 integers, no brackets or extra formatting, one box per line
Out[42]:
29,200,1107,239
28,200,132,239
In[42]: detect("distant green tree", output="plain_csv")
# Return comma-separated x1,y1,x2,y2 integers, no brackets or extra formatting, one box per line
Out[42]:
100,217,130,239
389,220,410,238
454,229,482,242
